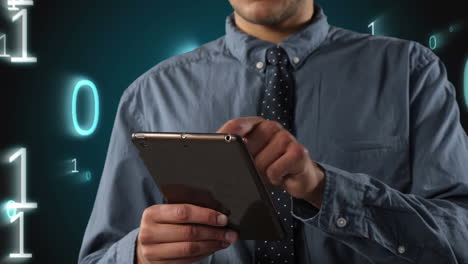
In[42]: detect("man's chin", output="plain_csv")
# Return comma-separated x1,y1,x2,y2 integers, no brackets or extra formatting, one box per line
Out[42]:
239,10,284,26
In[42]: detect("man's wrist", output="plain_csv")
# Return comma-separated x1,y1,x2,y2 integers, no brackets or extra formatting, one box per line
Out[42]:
304,162,326,208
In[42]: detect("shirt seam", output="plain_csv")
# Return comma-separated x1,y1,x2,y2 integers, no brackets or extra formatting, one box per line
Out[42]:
121,84,147,132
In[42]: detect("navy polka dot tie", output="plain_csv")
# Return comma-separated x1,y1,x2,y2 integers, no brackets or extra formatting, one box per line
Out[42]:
255,46,297,264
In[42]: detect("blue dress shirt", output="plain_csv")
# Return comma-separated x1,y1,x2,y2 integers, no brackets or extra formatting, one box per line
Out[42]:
78,4,468,264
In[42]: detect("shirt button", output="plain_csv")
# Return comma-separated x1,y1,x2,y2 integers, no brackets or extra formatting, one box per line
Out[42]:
336,217,347,228
256,61,264,69
397,245,406,254
292,57,300,64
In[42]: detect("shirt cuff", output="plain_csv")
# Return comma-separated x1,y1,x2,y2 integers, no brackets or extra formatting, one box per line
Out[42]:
116,228,140,263
290,162,428,262
290,161,370,239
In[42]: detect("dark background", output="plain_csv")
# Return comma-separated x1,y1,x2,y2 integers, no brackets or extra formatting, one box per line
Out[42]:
0,0,467,263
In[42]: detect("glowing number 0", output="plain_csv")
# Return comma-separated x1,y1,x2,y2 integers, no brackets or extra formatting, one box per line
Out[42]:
72,80,100,136
429,35,437,50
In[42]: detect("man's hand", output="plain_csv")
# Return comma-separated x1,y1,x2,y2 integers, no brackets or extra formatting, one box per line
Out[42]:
217,116,325,208
136,204,238,264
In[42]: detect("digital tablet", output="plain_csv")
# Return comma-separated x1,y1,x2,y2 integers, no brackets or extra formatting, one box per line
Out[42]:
132,132,285,240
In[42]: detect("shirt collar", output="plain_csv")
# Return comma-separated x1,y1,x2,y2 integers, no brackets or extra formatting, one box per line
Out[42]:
225,4,330,72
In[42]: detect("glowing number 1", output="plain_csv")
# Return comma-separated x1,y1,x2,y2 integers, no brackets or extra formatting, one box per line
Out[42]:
0,34,9,57
11,9,37,63
368,21,375,35
72,158,79,173
7,148,37,259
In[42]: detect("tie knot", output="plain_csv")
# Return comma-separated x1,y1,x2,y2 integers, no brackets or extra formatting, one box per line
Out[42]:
266,46,289,66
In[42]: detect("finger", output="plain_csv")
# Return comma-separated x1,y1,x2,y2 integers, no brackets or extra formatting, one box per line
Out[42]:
141,241,229,261
139,224,238,244
216,116,265,136
144,204,228,226
254,129,295,176
265,142,309,186
244,120,284,156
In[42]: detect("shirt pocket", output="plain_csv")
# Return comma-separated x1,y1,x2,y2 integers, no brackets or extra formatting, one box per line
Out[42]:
321,135,409,186
332,136,404,152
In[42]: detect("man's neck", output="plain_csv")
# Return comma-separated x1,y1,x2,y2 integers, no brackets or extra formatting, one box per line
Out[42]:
233,3,314,44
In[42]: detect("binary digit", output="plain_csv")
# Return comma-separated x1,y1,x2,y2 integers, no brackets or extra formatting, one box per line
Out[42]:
5,200,17,219
84,171,92,182
368,21,375,35
7,148,37,259
71,80,100,136
11,9,37,63
71,158,79,173
429,35,437,50
0,33,10,57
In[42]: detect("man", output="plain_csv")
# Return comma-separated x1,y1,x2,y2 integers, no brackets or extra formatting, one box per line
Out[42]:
78,0,468,263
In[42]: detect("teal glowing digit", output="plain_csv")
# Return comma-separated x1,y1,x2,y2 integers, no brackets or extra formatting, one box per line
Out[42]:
11,9,37,63
5,200,17,219
7,148,37,259
0,33,9,57
429,35,437,50
72,80,100,136
85,171,92,181
368,21,375,35
71,158,79,173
